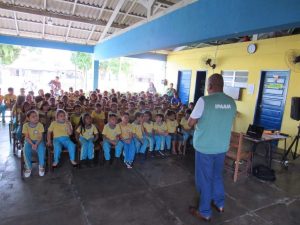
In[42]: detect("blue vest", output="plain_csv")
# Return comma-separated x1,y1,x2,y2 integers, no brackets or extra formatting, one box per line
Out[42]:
193,92,237,154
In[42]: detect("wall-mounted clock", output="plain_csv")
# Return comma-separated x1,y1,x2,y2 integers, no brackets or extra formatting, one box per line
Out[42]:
247,43,257,54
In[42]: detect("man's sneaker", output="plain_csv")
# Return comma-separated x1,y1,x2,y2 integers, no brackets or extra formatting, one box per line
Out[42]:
158,150,165,156
39,167,45,177
23,169,31,178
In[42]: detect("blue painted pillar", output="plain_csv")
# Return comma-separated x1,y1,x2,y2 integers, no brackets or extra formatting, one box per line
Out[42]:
93,60,99,90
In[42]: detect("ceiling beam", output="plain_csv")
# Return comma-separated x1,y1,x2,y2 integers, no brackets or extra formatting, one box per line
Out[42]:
41,0,47,38
86,0,108,44
13,12,19,35
86,25,96,44
120,0,137,24
0,28,97,46
65,0,78,41
42,16,46,38
0,16,112,36
98,0,126,42
156,0,174,6
55,0,147,20
0,2,126,29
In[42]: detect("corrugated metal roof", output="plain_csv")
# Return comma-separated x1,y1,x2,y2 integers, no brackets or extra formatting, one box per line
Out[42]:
0,0,184,46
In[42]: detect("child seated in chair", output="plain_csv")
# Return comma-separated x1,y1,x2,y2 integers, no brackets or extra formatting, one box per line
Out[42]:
132,112,148,160
119,112,135,168
180,109,194,154
102,113,122,165
22,110,46,177
76,113,99,166
166,110,183,155
47,109,77,168
70,104,82,129
143,111,155,156
153,113,168,156
91,103,105,132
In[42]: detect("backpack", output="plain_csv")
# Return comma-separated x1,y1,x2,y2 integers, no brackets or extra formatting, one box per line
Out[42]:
252,165,276,181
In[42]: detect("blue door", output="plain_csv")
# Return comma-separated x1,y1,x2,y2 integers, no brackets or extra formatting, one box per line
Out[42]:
254,71,289,130
177,71,192,105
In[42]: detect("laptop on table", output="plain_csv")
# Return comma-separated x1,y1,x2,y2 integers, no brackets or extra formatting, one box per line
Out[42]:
246,124,264,139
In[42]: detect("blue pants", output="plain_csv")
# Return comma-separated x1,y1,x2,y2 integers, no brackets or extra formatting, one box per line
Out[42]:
79,136,94,160
134,136,148,154
145,134,154,152
121,140,135,164
154,135,166,151
195,151,226,218
165,133,182,150
24,140,46,169
103,139,123,160
53,137,76,164
0,104,6,120
16,125,22,140
182,130,194,144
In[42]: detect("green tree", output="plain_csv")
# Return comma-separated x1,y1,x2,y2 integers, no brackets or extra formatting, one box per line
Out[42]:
0,44,21,65
99,57,131,80
70,52,92,91
0,44,21,84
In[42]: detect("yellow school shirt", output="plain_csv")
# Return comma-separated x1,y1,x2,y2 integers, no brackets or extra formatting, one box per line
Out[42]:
143,121,153,134
70,113,81,128
0,95,3,103
4,94,16,105
22,122,44,141
102,124,121,141
76,124,98,139
108,111,121,119
91,110,105,131
39,111,52,126
127,110,136,122
119,123,134,140
166,119,178,134
132,122,143,139
48,109,56,120
153,122,167,134
180,117,191,130
48,121,70,138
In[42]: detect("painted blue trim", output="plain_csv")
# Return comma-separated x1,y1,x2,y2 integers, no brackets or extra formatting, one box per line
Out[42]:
93,60,99,90
127,53,167,61
94,0,300,60
0,35,94,53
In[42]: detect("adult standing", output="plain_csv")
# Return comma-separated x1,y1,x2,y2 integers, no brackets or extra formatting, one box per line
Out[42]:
48,76,61,96
0,88,5,123
147,82,157,95
188,73,236,222
166,83,175,100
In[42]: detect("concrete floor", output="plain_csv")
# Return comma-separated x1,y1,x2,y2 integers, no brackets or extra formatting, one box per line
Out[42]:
0,123,300,225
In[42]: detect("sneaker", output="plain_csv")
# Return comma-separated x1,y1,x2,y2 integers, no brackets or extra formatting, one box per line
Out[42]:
158,150,165,156
52,162,58,167
70,160,77,167
125,162,132,169
151,151,156,158
39,167,45,177
23,169,31,178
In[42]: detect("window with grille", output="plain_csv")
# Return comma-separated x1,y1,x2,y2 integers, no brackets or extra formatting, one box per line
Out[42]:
222,70,248,88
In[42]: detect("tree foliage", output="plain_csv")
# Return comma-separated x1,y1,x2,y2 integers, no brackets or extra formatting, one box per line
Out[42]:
0,44,21,65
70,52,92,71
99,58,131,76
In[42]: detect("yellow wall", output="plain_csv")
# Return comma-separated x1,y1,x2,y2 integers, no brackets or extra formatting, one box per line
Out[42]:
166,34,300,146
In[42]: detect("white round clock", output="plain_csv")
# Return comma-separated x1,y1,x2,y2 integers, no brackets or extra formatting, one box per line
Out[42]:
247,43,257,54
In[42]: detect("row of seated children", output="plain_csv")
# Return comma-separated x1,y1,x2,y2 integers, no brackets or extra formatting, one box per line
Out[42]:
21,107,194,177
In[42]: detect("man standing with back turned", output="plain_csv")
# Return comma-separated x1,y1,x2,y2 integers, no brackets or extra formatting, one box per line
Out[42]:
188,73,236,222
